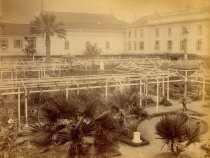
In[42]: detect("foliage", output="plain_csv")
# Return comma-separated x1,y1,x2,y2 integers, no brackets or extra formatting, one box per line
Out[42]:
30,13,66,62
107,87,148,118
29,91,121,158
22,37,37,57
155,113,202,157
142,96,156,107
159,97,172,106
0,122,27,158
83,44,101,59
178,96,191,112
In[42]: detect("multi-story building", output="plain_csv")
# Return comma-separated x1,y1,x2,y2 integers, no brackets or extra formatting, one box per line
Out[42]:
124,8,210,56
0,7,210,57
0,12,126,57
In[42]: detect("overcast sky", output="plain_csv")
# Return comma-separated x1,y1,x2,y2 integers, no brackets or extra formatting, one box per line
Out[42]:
1,0,210,23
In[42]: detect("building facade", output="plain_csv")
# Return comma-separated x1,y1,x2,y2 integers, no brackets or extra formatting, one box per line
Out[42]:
124,8,210,56
0,8,210,57
0,12,126,57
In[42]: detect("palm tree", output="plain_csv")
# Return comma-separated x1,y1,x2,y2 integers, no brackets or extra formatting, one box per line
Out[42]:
29,91,121,158
30,13,66,62
155,113,201,157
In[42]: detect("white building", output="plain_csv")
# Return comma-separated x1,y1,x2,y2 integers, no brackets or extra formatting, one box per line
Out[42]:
124,8,210,56
0,12,126,57
0,8,210,57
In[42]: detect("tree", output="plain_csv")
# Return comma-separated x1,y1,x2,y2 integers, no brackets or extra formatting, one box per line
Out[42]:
30,13,66,62
83,43,101,69
83,44,101,59
22,37,37,58
155,113,201,157
29,91,121,158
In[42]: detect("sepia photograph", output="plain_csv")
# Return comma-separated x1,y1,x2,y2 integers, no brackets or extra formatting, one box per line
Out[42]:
0,0,210,157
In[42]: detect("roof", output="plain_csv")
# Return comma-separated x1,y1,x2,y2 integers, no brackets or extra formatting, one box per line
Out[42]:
126,7,210,28
0,23,30,35
0,12,128,35
43,11,127,30
126,15,157,28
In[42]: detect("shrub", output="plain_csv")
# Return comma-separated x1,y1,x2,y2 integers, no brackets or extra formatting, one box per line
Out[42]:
159,97,172,106
142,96,156,107
155,113,201,157
29,92,120,158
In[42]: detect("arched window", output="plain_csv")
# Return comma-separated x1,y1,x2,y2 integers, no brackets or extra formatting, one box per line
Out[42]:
65,41,69,50
154,40,160,50
196,39,202,51
139,41,144,50
167,40,173,50
86,41,91,48
106,41,110,50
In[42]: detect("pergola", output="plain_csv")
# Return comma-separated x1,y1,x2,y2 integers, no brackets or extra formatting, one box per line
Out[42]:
0,59,208,130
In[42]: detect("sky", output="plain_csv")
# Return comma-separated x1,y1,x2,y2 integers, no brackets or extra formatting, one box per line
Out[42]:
1,0,210,23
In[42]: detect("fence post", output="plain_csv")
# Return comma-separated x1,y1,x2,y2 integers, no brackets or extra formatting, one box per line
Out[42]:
18,87,21,131
156,80,159,113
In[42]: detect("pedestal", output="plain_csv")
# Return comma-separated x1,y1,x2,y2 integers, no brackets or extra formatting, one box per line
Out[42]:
132,132,142,143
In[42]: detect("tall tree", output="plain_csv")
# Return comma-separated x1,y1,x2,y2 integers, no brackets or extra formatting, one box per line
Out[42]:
30,13,66,62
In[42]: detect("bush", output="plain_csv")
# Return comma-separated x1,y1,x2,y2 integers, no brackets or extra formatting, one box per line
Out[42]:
159,97,172,106
156,113,202,156
142,97,156,107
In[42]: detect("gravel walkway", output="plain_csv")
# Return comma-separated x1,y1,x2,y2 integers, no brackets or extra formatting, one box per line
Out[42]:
118,100,210,158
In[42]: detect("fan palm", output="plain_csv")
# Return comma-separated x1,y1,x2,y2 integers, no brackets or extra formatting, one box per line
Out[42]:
29,91,121,158
155,113,201,157
30,13,66,62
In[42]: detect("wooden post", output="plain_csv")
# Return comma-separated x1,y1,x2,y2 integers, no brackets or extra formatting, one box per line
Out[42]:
167,68,170,100
156,80,159,113
24,91,28,127
162,78,165,97
139,80,142,108
202,76,205,103
145,79,148,97
184,70,188,97
105,80,108,100
120,81,123,93
18,87,21,131
65,87,69,101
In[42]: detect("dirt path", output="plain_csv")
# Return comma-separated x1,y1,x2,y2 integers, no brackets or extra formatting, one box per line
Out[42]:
118,100,210,158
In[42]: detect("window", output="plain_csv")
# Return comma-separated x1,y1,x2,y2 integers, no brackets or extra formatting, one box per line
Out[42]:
106,41,110,50
196,39,202,51
134,41,137,50
140,29,143,37
155,28,159,37
128,31,131,38
180,39,187,51
139,41,144,50
14,39,22,48
167,40,173,50
0,39,8,49
154,40,160,50
168,27,172,36
182,26,189,35
86,41,90,48
65,41,69,50
134,30,137,38
198,25,202,34
128,41,131,50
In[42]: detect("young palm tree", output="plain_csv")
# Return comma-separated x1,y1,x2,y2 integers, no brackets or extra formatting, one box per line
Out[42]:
30,13,66,62
155,113,201,157
29,91,121,158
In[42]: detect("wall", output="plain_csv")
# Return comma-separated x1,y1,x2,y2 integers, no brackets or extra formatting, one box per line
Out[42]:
124,19,210,56
49,30,124,56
